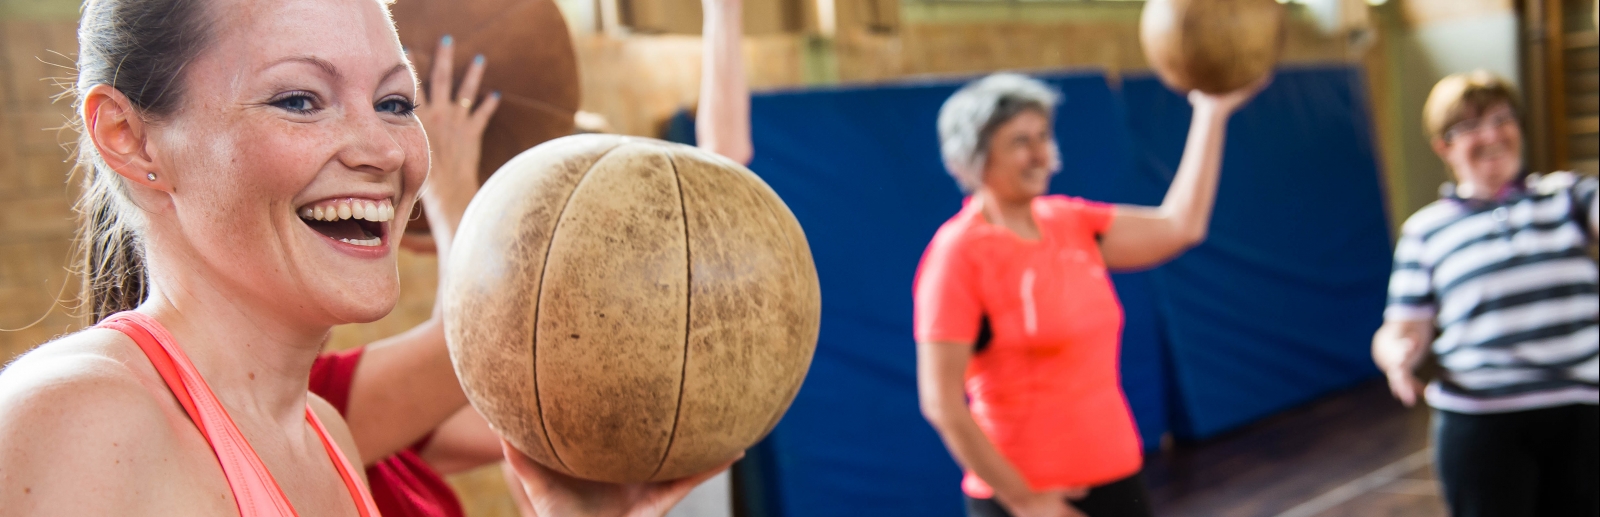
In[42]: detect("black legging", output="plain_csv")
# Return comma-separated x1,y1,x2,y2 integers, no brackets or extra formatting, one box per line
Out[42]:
965,472,1153,517
1434,404,1599,517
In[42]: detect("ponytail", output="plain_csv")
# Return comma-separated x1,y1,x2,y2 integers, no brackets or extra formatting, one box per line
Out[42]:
70,0,211,322
74,161,146,323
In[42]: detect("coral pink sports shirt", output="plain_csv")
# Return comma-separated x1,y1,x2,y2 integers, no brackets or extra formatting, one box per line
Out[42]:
97,312,381,517
914,195,1143,498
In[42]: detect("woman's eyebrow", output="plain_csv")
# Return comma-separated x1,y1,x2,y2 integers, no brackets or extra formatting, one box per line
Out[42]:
378,63,410,85
261,55,340,78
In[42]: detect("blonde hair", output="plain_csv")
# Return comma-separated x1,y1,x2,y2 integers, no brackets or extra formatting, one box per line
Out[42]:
1422,70,1521,141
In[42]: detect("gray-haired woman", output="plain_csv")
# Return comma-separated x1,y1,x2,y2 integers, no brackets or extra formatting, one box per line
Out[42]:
914,73,1265,517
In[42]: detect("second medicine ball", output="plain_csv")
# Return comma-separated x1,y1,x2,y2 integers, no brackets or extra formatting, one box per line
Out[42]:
1140,0,1285,94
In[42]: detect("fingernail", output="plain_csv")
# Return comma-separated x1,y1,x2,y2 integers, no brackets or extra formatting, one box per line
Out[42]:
401,46,409,54
474,54,484,65
441,34,453,45
491,90,501,98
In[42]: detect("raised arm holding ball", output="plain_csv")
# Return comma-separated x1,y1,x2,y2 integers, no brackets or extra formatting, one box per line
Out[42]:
915,73,1264,517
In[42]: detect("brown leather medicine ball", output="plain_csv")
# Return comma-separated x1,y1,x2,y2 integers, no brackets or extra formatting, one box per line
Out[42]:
442,135,821,483
1139,0,1285,94
391,0,580,244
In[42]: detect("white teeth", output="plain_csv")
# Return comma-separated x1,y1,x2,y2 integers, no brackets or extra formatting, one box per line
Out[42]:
338,236,383,247
298,198,395,222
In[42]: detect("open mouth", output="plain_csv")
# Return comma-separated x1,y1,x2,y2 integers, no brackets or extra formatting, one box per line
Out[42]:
1473,144,1514,161
297,198,394,247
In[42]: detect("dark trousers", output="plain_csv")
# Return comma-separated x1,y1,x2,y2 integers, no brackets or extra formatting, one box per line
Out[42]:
965,472,1153,517
1434,404,1599,517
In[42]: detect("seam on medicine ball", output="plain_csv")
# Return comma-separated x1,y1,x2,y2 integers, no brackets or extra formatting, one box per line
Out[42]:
529,141,623,473
649,149,695,480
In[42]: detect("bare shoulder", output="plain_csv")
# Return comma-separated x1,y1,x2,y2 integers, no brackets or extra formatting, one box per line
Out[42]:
0,329,199,514
308,392,367,480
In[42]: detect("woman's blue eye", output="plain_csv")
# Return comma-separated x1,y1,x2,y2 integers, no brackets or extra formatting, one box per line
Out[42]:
270,94,315,114
377,97,415,115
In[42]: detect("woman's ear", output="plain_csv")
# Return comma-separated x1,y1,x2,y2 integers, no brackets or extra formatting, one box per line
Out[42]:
1429,135,1451,163
82,84,169,192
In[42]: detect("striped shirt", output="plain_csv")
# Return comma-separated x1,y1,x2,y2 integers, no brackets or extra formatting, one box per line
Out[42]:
1386,172,1599,414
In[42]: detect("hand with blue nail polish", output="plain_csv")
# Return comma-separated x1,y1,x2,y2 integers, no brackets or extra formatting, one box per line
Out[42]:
413,36,500,253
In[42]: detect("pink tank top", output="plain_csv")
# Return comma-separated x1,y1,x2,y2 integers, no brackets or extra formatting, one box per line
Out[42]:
97,312,381,517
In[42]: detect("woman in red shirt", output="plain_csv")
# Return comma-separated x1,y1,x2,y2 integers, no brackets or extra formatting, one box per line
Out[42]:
915,73,1264,517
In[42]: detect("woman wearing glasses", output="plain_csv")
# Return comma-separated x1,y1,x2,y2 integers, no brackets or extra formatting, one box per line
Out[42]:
1373,70,1598,517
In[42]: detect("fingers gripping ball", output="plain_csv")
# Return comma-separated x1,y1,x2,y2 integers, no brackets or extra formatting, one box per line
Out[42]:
443,135,821,483
1140,0,1285,94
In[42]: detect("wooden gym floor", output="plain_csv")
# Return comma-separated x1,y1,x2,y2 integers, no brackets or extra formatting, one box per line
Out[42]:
1145,379,1448,517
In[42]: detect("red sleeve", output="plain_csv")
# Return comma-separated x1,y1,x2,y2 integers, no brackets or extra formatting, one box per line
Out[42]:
914,231,983,344
1043,195,1115,235
309,346,366,416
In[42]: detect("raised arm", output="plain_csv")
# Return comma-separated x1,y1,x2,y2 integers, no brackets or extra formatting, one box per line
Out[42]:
696,0,753,165
918,342,1084,517
339,38,500,465
1098,80,1266,270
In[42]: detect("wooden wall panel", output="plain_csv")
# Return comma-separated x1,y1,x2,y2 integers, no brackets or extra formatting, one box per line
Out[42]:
0,17,87,362
619,0,805,35
1403,0,1515,25
1522,0,1600,174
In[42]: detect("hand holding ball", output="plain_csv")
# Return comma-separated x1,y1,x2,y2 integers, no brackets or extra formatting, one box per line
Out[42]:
1140,0,1285,94
443,135,820,482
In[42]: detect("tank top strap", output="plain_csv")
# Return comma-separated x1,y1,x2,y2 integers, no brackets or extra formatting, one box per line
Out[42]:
96,312,379,517
307,408,381,516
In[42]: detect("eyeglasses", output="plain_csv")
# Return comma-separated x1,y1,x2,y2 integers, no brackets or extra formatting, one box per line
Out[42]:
1443,110,1517,142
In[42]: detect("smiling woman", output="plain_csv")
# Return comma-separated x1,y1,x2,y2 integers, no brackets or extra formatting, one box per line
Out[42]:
916,72,1265,517
0,0,715,516
0,0,423,513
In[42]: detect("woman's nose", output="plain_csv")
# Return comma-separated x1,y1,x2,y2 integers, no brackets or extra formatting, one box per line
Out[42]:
1030,141,1054,166
339,110,407,176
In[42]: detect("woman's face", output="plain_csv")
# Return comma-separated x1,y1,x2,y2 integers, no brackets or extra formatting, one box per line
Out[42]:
1434,102,1523,196
979,109,1056,201
144,0,426,326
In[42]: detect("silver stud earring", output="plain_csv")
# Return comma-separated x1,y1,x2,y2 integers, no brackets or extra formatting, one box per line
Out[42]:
146,173,157,182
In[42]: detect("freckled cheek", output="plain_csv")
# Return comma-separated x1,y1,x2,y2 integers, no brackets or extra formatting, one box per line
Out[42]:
201,128,330,234
232,128,335,191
